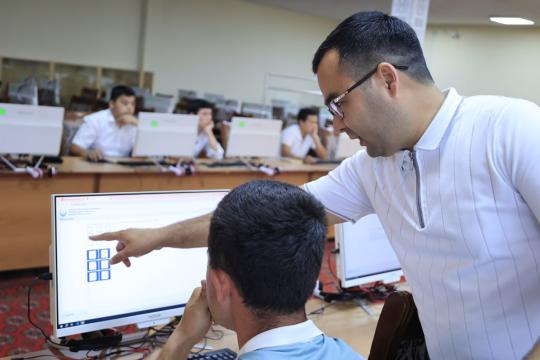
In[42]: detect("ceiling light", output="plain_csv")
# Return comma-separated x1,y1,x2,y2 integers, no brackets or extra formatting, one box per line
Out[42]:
489,17,534,25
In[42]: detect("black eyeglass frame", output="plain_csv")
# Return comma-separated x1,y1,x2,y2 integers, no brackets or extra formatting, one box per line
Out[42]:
327,64,409,118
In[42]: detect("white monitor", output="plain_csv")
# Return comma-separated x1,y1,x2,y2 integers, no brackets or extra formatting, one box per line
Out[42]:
334,214,403,288
132,112,198,157
50,190,228,338
0,103,64,155
226,117,283,158
335,133,364,160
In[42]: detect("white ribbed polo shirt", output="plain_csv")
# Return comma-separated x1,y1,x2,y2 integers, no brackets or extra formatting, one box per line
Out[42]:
305,88,540,359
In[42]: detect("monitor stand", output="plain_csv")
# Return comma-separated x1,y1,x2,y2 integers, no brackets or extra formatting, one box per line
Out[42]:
0,154,47,178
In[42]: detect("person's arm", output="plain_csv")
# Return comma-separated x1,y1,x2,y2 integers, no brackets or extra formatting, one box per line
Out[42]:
90,212,212,266
326,210,345,226
70,117,104,161
310,131,328,160
281,143,296,158
69,143,104,162
117,114,139,127
203,123,220,153
157,285,212,360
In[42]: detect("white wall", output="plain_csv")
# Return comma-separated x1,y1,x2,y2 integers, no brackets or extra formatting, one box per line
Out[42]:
0,0,142,69
144,0,337,103
2,0,540,106
424,25,540,105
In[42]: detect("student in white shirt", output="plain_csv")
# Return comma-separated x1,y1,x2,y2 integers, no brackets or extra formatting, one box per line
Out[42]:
91,11,540,360
281,107,328,163
157,181,362,360
186,99,224,160
70,85,138,161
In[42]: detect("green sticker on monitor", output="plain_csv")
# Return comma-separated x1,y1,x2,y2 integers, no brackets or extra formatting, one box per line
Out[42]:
150,120,159,128
0,108,6,116
239,120,246,128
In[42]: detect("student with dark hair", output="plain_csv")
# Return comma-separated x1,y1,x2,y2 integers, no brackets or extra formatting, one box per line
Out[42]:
93,11,540,359
158,180,362,360
186,98,224,160
70,85,138,161
281,107,328,163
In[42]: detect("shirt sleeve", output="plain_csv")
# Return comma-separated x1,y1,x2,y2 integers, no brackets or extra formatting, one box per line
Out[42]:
71,117,97,150
206,141,224,160
496,99,540,222
304,151,374,222
281,127,295,146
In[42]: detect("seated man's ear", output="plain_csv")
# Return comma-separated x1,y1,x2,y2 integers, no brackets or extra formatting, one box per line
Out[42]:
208,268,233,302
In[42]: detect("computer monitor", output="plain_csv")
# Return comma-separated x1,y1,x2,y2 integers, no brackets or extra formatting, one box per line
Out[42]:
50,190,228,338
225,117,283,158
335,133,364,160
334,214,403,288
0,103,64,155
143,94,175,113
132,112,198,157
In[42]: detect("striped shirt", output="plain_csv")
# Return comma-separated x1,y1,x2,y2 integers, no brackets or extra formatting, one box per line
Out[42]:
305,88,540,359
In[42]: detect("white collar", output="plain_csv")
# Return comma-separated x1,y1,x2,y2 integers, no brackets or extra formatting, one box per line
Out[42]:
237,319,323,357
415,87,463,151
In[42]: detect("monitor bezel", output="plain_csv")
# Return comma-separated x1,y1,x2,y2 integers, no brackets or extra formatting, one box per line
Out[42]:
334,218,403,289
50,189,228,338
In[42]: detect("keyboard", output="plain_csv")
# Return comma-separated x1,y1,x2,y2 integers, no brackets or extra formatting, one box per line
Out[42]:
188,348,237,359
116,160,169,166
204,161,246,168
314,159,342,165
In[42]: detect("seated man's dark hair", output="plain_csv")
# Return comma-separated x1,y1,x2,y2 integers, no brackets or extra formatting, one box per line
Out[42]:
110,85,136,101
186,98,214,114
208,180,327,317
297,107,319,123
312,11,433,84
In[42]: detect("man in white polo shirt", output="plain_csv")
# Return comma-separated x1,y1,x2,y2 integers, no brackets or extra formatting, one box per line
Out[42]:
70,85,138,161
281,107,328,163
157,181,362,359
92,11,540,360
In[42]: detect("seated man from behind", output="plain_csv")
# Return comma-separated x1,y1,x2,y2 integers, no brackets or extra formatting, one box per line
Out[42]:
70,85,139,161
281,107,328,163
159,180,362,360
186,99,224,160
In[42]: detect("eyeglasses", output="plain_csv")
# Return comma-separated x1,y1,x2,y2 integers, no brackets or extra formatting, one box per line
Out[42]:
327,64,409,118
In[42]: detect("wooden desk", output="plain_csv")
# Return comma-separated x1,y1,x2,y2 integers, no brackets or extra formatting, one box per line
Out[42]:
0,157,336,271
1,298,381,359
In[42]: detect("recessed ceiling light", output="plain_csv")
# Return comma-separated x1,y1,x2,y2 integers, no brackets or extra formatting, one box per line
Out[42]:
489,17,534,25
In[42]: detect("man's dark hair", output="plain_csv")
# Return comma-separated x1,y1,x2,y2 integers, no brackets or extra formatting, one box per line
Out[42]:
312,11,433,84
110,85,135,101
208,180,327,317
186,98,214,114
297,107,319,123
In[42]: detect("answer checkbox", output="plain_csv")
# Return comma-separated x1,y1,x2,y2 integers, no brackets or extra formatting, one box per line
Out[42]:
100,270,110,281
87,272,98,282
87,261,98,271
87,249,98,260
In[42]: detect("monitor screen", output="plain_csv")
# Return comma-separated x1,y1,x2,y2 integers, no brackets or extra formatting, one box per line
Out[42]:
50,190,227,338
225,117,283,158
132,113,199,157
334,214,402,288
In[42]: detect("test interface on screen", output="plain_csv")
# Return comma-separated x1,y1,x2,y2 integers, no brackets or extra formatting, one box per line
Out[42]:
53,191,227,336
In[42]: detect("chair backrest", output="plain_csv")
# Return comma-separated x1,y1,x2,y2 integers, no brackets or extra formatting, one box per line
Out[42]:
368,291,429,360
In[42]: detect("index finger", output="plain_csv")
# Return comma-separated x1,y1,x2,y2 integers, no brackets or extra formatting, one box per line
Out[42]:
90,231,123,241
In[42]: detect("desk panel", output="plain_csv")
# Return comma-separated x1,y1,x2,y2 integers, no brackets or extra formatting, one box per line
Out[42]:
0,174,95,271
